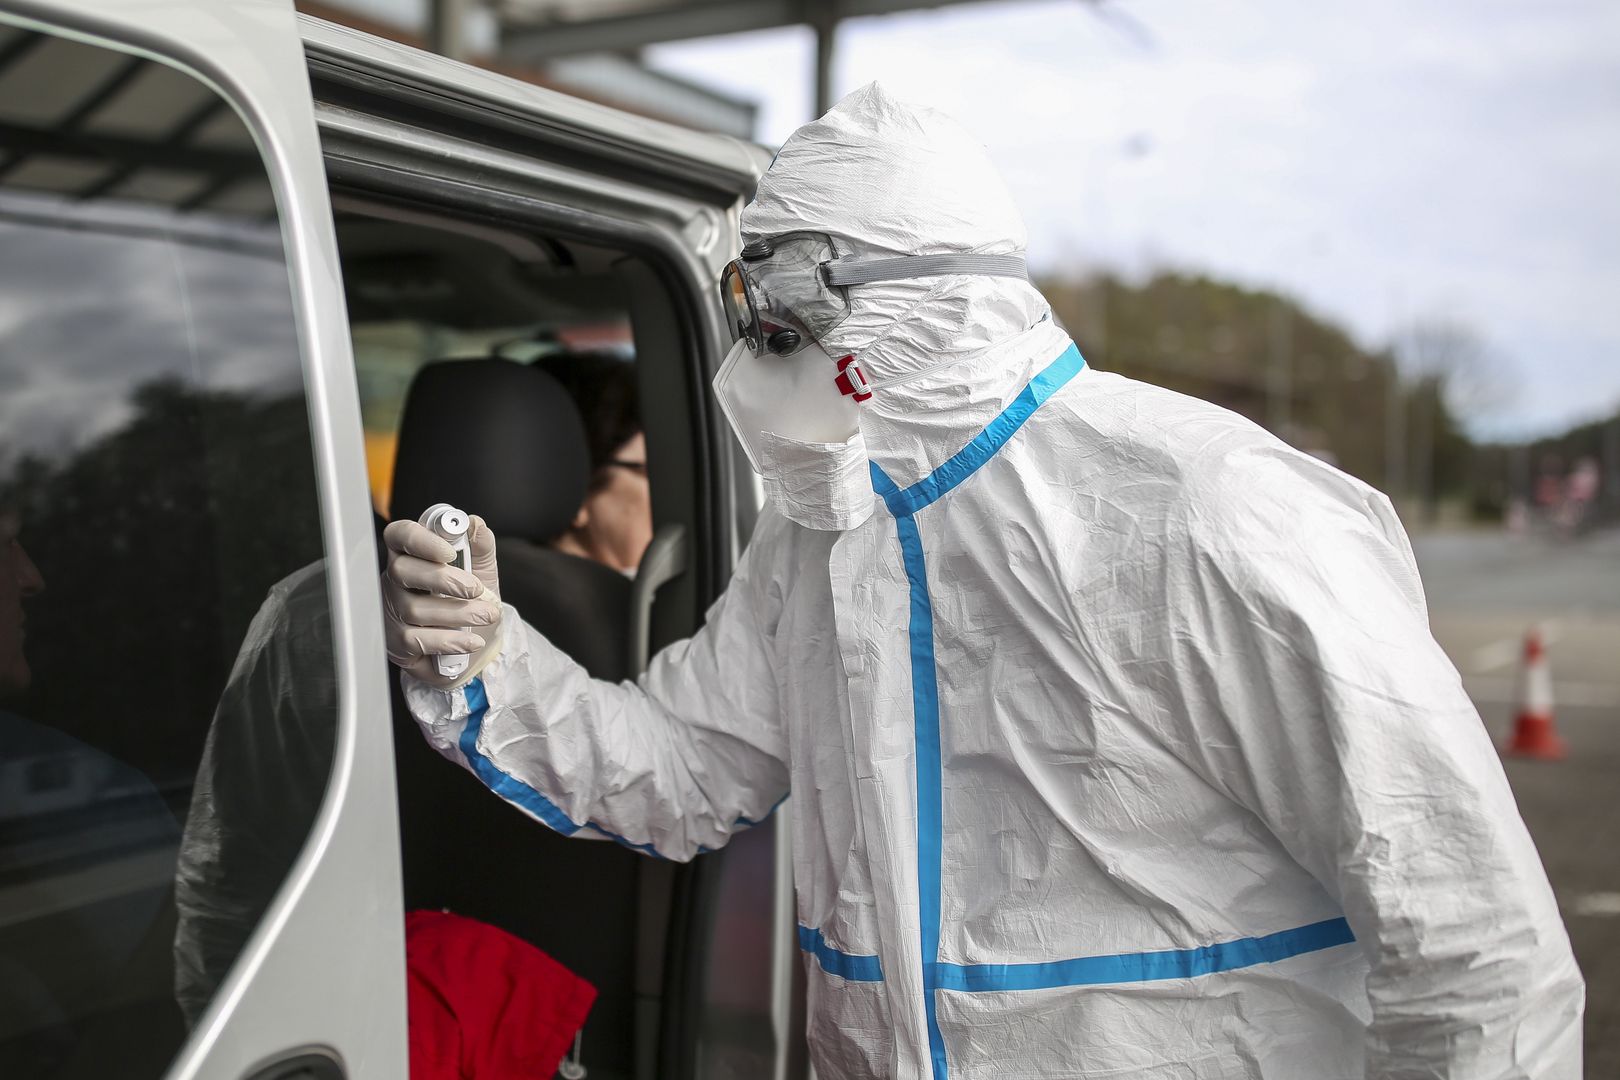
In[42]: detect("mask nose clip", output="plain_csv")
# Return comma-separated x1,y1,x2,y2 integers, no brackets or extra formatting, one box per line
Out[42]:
834,355,873,402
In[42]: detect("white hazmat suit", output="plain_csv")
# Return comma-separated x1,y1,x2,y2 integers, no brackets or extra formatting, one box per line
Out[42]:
392,84,1583,1078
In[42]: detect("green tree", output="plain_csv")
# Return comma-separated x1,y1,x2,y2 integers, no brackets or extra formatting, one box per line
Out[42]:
8,379,326,792
1040,271,1469,503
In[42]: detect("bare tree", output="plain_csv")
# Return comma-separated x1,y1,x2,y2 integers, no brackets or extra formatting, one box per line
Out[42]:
1398,318,1516,521
1402,318,1516,427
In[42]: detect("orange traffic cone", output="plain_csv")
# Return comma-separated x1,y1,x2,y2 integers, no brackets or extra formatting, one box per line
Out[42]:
1505,629,1567,760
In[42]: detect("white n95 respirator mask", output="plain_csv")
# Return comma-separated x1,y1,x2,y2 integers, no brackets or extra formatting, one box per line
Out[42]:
712,336,874,531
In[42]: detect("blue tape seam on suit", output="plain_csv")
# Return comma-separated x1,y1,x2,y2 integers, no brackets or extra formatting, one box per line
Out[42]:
930,916,1355,992
460,678,785,860
872,343,1085,517
897,509,949,1076
797,924,884,982
872,343,1354,1079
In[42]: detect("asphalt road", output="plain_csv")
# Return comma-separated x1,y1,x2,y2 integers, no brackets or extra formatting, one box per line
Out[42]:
1412,527,1620,1077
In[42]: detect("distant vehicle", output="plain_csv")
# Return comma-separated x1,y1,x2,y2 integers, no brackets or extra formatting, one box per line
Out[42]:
0,3,790,1078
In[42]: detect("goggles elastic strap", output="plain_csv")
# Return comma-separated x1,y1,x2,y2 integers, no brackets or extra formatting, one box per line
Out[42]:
822,252,1028,287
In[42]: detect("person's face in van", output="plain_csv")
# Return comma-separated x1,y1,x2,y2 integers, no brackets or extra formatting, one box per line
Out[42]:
562,432,652,575
0,512,45,693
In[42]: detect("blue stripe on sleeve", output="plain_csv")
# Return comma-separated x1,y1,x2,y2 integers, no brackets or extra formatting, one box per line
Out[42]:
459,677,584,837
461,677,675,858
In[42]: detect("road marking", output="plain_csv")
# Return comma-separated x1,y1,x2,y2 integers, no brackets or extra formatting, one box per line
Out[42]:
1468,621,1563,674
1462,676,1620,707
1569,892,1620,918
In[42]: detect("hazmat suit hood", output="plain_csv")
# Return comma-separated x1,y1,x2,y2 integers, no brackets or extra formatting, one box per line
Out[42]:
741,83,1070,489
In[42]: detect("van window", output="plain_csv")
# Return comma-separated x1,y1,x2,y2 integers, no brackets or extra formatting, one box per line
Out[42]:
336,199,669,1079
0,26,331,1078
338,204,636,518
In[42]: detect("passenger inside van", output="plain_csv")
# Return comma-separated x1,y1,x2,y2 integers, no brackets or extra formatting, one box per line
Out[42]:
535,351,652,576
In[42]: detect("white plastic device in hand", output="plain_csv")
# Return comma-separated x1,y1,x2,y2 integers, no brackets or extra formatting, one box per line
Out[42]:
418,502,474,680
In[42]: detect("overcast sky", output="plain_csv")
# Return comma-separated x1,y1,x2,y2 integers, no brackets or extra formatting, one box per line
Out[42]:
346,0,1617,438
643,0,1620,438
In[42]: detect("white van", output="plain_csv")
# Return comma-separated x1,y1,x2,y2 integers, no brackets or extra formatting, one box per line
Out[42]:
0,2,793,1078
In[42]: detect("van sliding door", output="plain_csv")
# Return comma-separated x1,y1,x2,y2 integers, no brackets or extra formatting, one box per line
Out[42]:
0,2,399,1078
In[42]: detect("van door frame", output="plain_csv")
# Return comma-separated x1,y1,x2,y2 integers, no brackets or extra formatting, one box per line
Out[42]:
316,119,738,592
309,70,794,1079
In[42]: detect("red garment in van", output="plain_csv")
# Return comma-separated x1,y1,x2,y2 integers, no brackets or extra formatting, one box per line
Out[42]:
406,909,596,1080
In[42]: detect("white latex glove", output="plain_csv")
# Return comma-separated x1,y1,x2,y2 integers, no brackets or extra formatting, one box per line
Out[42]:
382,514,503,690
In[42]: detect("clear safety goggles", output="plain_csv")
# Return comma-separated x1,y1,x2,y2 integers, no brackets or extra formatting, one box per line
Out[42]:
720,232,1030,357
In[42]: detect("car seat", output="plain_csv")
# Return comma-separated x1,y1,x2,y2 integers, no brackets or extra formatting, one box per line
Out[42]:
390,358,635,681
387,358,645,1079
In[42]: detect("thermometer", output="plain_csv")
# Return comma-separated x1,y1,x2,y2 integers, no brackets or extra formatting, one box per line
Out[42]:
418,502,473,680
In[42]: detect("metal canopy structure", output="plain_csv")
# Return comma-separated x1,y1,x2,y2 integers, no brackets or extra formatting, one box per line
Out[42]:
495,0,1068,116
0,23,274,221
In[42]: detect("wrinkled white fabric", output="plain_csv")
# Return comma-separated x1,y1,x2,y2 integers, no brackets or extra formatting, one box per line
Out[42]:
758,428,874,531
176,561,334,1025
713,338,862,471
403,83,1582,1079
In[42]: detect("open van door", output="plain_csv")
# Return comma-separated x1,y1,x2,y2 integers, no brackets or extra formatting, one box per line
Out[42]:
0,2,399,1079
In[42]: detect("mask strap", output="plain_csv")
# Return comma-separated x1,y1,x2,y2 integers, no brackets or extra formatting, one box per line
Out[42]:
822,252,1028,287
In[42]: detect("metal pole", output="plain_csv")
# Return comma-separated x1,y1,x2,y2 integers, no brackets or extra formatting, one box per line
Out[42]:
1088,275,1108,362
1511,442,1530,505
1413,379,1435,521
430,0,474,61
1385,359,1405,500
1605,409,1620,506
812,3,839,117
1266,297,1292,435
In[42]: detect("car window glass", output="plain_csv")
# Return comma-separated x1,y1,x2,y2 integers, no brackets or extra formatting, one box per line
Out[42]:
351,314,635,518
0,27,334,1078
338,209,634,518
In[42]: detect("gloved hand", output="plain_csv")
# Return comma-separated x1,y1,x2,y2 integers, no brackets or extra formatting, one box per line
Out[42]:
382,514,503,690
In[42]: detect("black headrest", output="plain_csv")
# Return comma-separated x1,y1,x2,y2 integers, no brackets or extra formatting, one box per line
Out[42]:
390,358,590,541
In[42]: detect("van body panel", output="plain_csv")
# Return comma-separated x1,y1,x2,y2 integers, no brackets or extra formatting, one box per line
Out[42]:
0,1,408,1077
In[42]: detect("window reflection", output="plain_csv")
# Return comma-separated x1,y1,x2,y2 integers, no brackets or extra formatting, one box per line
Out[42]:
0,28,332,1078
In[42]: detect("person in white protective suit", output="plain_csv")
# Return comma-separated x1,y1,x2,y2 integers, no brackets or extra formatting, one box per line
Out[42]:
382,83,1584,1079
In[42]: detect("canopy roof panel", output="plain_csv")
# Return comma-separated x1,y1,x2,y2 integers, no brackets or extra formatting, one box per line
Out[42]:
0,28,274,220
498,0,1022,62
